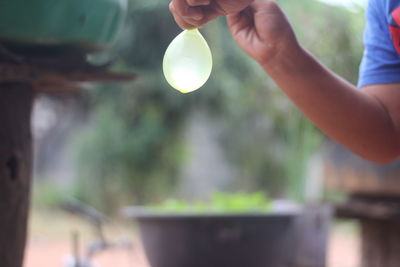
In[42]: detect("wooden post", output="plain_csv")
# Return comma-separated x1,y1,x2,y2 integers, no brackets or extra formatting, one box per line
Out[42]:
0,45,134,266
0,84,34,267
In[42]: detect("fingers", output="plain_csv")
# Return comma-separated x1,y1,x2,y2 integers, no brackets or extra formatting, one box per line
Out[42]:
169,0,206,29
227,8,252,37
227,0,278,33
169,3,197,29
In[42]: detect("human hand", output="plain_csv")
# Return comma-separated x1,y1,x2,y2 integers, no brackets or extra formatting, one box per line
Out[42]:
227,1,299,66
169,0,253,29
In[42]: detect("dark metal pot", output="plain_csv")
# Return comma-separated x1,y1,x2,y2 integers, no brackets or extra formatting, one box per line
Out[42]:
124,209,301,267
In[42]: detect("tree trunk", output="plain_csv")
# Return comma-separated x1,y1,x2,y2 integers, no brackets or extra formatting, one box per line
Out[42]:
0,84,34,267
361,219,400,267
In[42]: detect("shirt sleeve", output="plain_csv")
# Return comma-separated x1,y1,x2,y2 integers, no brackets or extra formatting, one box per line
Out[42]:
358,0,400,87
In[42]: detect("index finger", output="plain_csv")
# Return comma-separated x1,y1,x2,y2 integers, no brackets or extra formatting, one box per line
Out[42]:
171,0,204,20
169,2,199,29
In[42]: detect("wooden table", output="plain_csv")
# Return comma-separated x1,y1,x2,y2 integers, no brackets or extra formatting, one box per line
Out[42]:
324,142,400,267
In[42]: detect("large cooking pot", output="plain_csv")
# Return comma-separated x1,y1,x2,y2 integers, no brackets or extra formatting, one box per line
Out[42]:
0,0,127,51
124,204,332,267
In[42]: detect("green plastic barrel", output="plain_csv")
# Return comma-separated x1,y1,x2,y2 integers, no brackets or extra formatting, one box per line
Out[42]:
0,0,128,51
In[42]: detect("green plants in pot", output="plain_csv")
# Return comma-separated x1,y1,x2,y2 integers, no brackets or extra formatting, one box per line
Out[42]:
124,192,330,267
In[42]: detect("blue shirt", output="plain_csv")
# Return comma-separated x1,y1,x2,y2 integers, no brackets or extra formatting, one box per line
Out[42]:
358,0,400,87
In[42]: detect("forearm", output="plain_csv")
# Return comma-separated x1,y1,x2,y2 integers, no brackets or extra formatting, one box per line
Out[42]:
261,44,400,163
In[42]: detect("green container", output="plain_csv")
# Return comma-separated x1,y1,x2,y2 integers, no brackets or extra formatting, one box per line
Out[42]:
0,0,128,51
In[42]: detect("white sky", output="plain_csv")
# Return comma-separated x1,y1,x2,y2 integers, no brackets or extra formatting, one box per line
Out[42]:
318,0,367,9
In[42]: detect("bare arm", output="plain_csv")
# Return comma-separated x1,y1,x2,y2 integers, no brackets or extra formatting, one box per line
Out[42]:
262,44,400,164
170,0,400,163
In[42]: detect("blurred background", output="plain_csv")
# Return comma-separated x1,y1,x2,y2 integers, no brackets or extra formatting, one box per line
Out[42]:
25,0,366,266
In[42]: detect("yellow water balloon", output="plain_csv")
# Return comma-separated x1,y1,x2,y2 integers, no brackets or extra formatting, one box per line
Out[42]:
163,29,213,94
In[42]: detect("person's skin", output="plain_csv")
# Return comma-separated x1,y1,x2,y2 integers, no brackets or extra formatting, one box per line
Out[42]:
169,0,400,164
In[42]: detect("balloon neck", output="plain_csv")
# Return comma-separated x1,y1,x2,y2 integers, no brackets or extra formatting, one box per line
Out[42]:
187,28,199,33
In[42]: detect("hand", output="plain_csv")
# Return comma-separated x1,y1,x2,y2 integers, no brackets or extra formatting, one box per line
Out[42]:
169,0,253,29
227,1,299,66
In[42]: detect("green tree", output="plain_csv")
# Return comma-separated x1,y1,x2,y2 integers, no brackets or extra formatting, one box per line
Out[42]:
72,0,365,211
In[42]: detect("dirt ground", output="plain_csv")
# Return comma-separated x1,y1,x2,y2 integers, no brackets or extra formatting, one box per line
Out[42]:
24,239,149,267
24,210,360,267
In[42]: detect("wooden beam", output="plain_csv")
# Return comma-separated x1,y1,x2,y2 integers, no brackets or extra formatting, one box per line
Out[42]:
0,84,34,267
0,46,136,95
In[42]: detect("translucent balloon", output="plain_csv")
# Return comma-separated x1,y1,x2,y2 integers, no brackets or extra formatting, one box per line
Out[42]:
163,29,213,94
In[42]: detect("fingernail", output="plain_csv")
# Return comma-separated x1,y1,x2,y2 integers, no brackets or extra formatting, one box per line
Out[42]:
193,15,202,20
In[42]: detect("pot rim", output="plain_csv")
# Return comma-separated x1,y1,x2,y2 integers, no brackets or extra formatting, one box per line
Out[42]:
122,206,301,219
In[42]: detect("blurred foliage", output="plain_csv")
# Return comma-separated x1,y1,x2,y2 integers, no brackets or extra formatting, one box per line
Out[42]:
71,0,364,212
150,192,271,213
32,182,76,209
